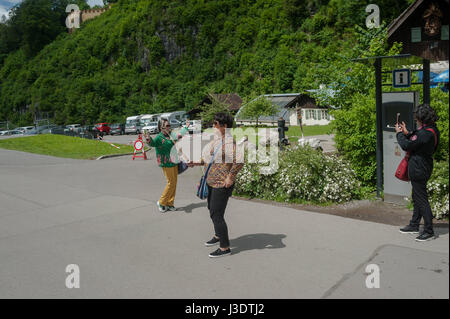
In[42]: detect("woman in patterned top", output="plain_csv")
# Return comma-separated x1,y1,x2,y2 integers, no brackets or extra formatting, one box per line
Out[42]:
145,118,190,213
189,112,244,258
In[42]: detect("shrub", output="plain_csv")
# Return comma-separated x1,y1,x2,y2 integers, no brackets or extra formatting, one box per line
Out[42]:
427,160,449,220
234,145,363,204
430,88,449,162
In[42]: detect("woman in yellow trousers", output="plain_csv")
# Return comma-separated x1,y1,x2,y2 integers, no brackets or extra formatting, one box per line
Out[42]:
145,119,190,212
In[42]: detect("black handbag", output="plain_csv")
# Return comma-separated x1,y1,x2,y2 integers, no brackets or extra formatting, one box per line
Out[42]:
178,161,188,174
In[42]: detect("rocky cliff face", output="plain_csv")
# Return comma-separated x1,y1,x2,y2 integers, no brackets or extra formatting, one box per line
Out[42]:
135,22,199,72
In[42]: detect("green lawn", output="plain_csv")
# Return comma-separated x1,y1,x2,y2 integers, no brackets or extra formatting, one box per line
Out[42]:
0,134,138,159
203,125,332,145
286,124,333,137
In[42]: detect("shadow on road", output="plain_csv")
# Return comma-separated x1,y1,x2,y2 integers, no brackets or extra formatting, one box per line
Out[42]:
434,224,449,238
230,233,287,255
178,202,207,213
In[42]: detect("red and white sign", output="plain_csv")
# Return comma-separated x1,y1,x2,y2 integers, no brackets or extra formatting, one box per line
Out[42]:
132,135,147,160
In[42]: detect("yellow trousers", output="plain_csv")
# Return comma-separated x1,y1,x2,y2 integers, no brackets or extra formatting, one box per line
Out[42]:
160,166,178,207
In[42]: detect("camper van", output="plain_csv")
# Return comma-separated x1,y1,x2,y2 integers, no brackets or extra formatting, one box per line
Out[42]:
159,111,188,123
159,111,188,128
140,114,160,134
125,115,142,134
140,114,162,127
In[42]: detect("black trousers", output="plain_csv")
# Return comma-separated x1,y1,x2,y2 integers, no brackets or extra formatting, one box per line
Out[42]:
410,180,434,234
207,185,234,248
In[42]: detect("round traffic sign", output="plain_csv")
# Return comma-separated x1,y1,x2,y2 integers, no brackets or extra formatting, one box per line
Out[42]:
134,140,144,151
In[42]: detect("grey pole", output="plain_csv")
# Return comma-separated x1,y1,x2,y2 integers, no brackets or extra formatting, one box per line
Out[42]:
374,58,383,198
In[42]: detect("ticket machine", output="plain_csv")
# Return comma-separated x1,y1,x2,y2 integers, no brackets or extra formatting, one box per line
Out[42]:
382,91,419,203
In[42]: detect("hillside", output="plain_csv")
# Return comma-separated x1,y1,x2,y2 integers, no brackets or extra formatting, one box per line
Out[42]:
0,0,412,126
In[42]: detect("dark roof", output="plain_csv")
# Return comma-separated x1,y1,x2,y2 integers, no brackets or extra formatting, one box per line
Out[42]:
387,0,449,61
387,0,425,39
200,93,243,111
212,93,243,111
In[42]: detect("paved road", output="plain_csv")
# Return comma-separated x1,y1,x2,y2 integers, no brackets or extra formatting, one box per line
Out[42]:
0,148,448,298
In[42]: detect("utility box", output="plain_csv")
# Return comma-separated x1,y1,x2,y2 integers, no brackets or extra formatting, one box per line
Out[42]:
382,91,419,204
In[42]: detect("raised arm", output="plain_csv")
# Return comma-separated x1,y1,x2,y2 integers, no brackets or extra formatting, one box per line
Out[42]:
145,133,162,147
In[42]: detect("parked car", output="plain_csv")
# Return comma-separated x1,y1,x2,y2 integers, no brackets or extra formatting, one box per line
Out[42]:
169,119,181,128
8,129,23,135
0,130,10,136
66,124,82,133
83,125,101,138
110,123,125,135
16,126,36,134
36,124,58,134
49,125,67,135
95,123,110,135
142,121,159,134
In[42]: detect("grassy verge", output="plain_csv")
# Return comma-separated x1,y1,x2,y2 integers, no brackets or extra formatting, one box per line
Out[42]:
0,134,138,159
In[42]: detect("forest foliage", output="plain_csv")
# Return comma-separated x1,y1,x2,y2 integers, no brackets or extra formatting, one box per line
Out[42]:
0,0,413,126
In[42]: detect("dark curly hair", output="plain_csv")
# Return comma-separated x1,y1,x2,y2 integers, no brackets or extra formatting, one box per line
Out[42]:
158,118,169,132
414,104,439,125
214,112,234,128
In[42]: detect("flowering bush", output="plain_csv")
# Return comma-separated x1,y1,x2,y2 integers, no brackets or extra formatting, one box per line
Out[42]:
234,145,363,204
427,160,449,220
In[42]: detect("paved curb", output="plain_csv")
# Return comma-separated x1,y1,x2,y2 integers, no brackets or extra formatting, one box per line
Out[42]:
96,148,151,160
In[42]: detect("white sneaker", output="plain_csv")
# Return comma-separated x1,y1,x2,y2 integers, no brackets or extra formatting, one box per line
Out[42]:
167,206,177,211
157,201,167,213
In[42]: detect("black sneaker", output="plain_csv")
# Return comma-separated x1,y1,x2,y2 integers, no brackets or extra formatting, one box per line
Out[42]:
209,248,231,258
415,232,435,242
205,237,220,247
399,225,419,234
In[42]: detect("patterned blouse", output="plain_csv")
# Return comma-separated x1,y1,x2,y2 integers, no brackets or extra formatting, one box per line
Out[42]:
203,134,244,188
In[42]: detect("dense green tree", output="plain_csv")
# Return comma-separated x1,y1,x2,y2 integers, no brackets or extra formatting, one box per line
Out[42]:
0,0,419,127
239,94,278,127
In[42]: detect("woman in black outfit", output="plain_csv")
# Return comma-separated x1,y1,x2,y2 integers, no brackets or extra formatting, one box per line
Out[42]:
396,104,440,242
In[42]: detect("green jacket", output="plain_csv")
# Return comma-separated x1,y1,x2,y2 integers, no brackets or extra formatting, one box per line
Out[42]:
147,127,189,167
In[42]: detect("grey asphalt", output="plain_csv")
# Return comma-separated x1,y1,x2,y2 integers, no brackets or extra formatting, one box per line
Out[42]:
0,147,448,299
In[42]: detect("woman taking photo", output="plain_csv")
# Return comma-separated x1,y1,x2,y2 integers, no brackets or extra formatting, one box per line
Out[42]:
396,104,440,241
145,118,190,213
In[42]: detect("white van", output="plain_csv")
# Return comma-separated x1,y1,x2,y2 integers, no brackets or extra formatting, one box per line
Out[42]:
160,111,187,123
125,115,142,134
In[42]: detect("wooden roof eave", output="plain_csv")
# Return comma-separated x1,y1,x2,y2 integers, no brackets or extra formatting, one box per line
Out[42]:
388,0,425,39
